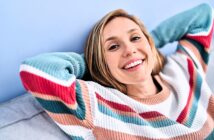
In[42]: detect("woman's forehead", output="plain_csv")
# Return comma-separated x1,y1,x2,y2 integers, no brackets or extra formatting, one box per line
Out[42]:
102,17,141,40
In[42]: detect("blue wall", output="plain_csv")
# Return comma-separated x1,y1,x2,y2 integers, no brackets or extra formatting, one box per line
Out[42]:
0,0,213,103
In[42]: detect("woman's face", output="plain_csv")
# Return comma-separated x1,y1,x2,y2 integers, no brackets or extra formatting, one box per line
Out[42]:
102,17,155,85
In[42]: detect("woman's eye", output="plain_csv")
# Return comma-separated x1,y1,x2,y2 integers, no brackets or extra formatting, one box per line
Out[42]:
108,45,119,51
131,36,141,42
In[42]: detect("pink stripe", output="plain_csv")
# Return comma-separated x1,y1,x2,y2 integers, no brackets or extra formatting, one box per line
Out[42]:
20,71,76,105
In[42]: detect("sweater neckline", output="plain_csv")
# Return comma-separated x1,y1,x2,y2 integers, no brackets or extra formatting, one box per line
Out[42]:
129,75,171,105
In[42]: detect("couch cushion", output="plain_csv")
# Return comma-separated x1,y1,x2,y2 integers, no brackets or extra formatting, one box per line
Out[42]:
0,94,70,140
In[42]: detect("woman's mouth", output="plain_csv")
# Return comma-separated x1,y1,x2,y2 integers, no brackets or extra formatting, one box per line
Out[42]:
123,59,144,71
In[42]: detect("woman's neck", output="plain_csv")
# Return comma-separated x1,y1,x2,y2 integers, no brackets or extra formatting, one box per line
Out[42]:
126,75,160,99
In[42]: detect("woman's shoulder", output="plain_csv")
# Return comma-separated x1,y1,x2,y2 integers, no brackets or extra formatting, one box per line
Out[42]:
161,52,208,90
161,54,191,83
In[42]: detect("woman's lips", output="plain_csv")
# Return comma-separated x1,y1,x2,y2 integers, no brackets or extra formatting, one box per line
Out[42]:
124,59,143,69
122,59,145,71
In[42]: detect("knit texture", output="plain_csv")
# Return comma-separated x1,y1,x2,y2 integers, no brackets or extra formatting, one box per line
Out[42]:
20,3,214,140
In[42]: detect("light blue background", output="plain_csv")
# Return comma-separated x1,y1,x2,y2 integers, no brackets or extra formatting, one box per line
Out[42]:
0,0,213,103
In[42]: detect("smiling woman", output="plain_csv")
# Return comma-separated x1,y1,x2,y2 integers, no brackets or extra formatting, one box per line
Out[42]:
102,17,160,96
19,3,214,140
85,10,164,94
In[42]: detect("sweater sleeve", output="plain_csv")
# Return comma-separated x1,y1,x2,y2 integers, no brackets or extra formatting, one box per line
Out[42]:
151,3,214,73
19,52,95,138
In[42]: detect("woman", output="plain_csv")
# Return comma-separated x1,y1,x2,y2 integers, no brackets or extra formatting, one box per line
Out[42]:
20,3,214,139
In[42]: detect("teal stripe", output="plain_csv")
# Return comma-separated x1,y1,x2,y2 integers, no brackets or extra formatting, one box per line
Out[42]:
205,129,214,140
186,39,209,65
36,98,85,120
177,45,198,69
75,80,87,118
175,46,206,128
185,71,202,127
36,81,86,120
98,102,176,128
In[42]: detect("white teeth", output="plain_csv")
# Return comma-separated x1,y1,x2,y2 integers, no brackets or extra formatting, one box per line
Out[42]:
124,60,142,69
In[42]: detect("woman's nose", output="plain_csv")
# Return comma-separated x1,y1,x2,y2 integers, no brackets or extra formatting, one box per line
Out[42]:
122,43,136,57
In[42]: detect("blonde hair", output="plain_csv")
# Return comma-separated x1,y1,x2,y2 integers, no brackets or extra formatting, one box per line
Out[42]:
84,9,165,93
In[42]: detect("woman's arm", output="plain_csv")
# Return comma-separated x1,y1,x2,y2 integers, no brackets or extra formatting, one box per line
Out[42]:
151,3,213,49
151,3,214,73
19,52,94,138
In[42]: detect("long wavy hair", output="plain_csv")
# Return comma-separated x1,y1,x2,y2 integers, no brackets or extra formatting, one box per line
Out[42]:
84,9,165,93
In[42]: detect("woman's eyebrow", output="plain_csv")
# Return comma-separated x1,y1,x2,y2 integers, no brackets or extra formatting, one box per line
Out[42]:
105,36,117,43
127,28,138,34
105,28,139,43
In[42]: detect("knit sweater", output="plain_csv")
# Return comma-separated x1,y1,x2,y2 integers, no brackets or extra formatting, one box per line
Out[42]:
20,3,214,140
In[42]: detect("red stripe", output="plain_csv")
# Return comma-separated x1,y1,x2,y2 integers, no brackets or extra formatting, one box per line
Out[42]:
186,22,214,49
96,93,165,120
139,111,163,119
96,93,135,112
176,59,194,123
20,71,76,105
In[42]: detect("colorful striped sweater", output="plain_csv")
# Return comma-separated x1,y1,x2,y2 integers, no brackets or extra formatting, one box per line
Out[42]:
20,3,214,140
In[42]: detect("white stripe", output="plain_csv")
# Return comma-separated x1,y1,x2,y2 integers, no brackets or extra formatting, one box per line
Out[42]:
87,81,129,104
20,64,76,87
88,81,158,114
95,111,196,139
148,91,182,120
191,81,212,130
86,81,99,125
55,122,95,139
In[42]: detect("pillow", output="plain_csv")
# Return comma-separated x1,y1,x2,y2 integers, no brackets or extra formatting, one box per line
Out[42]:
0,94,70,140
